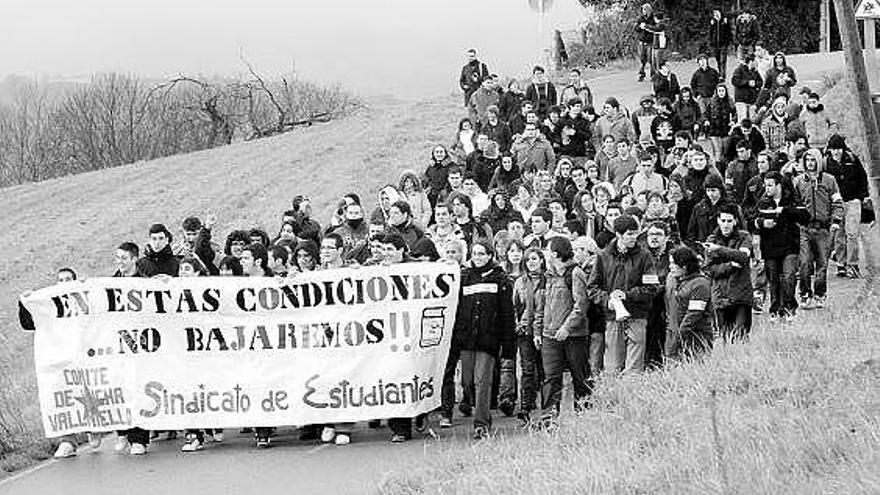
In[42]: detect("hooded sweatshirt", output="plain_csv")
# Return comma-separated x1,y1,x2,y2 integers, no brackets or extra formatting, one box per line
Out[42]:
793,149,843,227
764,53,797,98
399,169,432,228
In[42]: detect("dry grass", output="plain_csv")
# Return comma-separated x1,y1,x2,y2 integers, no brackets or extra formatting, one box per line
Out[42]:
378,292,880,494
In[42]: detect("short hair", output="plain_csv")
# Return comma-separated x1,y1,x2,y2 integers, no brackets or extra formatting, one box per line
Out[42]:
533,65,545,74
674,130,693,142
283,209,298,219
604,97,620,109
179,256,207,275
467,48,477,54
570,68,581,76
447,165,463,177
471,240,494,258
637,149,654,162
566,97,583,107
269,246,289,263
249,228,270,247
182,216,202,232
563,220,586,236
616,137,631,146
117,242,139,258
520,100,533,110
671,246,701,274
322,232,344,250
531,207,553,223
242,243,269,270
548,236,574,262
735,138,751,150
435,202,451,214
697,53,709,61
681,86,693,95
217,256,243,276
646,221,669,235
549,105,563,115
291,195,308,212
717,203,740,221
149,223,171,241
343,192,361,205
390,200,413,217
764,170,784,185
381,233,408,252
57,267,77,280
606,201,623,213
613,214,639,234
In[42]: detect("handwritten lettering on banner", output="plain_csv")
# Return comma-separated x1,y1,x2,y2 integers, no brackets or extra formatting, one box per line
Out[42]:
20,263,460,437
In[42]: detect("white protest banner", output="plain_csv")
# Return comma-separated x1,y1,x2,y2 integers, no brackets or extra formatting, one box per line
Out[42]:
20,262,459,438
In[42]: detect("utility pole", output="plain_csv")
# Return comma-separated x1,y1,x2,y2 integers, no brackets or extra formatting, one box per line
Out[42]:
833,0,880,294
820,0,831,52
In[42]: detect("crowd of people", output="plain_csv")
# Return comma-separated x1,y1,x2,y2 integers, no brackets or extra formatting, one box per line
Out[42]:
28,5,874,461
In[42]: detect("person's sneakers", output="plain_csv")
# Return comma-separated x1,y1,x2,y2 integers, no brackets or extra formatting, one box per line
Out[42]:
255,436,272,449
390,434,409,443
181,436,203,452
129,443,147,456
814,296,826,308
212,431,225,443
54,441,77,458
87,433,102,449
320,426,336,443
334,433,351,446
438,417,453,429
473,426,490,441
800,296,815,310
114,436,130,454
847,266,861,279
458,403,473,417
498,401,515,417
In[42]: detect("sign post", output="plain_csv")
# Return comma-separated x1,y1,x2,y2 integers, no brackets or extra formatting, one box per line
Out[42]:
856,0,880,89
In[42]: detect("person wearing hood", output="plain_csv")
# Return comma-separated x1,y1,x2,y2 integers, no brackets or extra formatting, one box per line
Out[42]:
424,145,453,208
731,54,763,123
759,93,793,153
763,52,797,99
332,202,369,256
799,92,833,150
137,223,180,277
511,122,556,171
586,214,659,373
488,153,521,191
481,105,513,153
825,135,869,279
632,94,658,145
460,48,489,107
539,236,591,425
452,241,515,440
686,173,745,246
469,77,500,128
483,189,524,234
399,169,432,228
753,171,810,322
370,184,403,226
793,148,843,309
704,203,754,340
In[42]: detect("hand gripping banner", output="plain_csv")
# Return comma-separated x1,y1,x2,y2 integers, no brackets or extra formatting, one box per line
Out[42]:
19,263,460,437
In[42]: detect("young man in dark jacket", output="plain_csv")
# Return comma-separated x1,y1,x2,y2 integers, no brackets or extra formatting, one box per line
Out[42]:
705,204,753,340
643,221,674,368
690,54,721,110
753,171,809,321
686,174,745,246
708,9,732,78
731,55,763,124
586,215,659,373
525,66,557,120
668,246,714,358
453,241,515,440
567,236,605,381
460,48,489,107
137,224,180,277
636,3,660,81
725,139,759,202
825,135,869,279
539,237,590,424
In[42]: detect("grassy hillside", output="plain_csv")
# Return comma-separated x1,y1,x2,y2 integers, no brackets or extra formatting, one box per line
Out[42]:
0,93,464,468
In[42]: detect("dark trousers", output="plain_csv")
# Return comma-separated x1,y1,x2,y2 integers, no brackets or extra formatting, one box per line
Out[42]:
765,254,799,316
645,299,667,369
541,336,590,416
638,41,653,77
715,304,752,340
799,226,831,298
119,428,149,445
440,345,469,418
460,350,496,429
497,335,543,413
713,47,728,79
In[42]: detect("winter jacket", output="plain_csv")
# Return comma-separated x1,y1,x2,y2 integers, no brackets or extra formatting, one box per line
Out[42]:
483,205,523,235
559,114,594,157
763,54,797,98
608,155,639,189
754,190,810,258
704,97,736,137
453,263,516,359
469,86,500,127
424,158,452,204
460,60,489,102
653,72,681,102
793,172,843,228
499,91,525,124
673,272,714,345
388,220,425,250
513,272,545,337
724,126,766,161
488,165,521,192
825,150,869,202
541,261,580,338
690,67,721,99
511,134,556,171
734,14,759,46
686,199,745,245
565,262,606,336
559,82,593,108
525,82,558,117
137,244,180,277
724,156,758,203
709,16,732,48
480,120,513,153
637,13,658,44
800,104,831,149
674,98,702,132
705,228,753,307
759,113,789,152
333,220,369,255
731,64,763,104
632,106,659,144
470,154,499,193
587,240,659,321
592,114,636,152
650,112,682,152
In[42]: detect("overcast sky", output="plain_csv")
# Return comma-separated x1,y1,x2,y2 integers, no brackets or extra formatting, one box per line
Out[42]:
1,0,585,98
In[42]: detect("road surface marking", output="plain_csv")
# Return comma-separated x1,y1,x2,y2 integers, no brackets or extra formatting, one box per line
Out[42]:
0,459,56,487
307,444,330,455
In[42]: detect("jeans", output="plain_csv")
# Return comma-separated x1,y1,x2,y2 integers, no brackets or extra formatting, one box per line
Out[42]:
764,254,799,316
799,226,831,298
604,318,648,373
836,200,862,267
498,334,543,413
541,336,590,416
715,304,752,340
587,331,605,378
714,47,729,79
460,350,496,429
737,44,755,62
735,102,754,124
645,297,667,369
638,41,653,77
440,345,467,418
